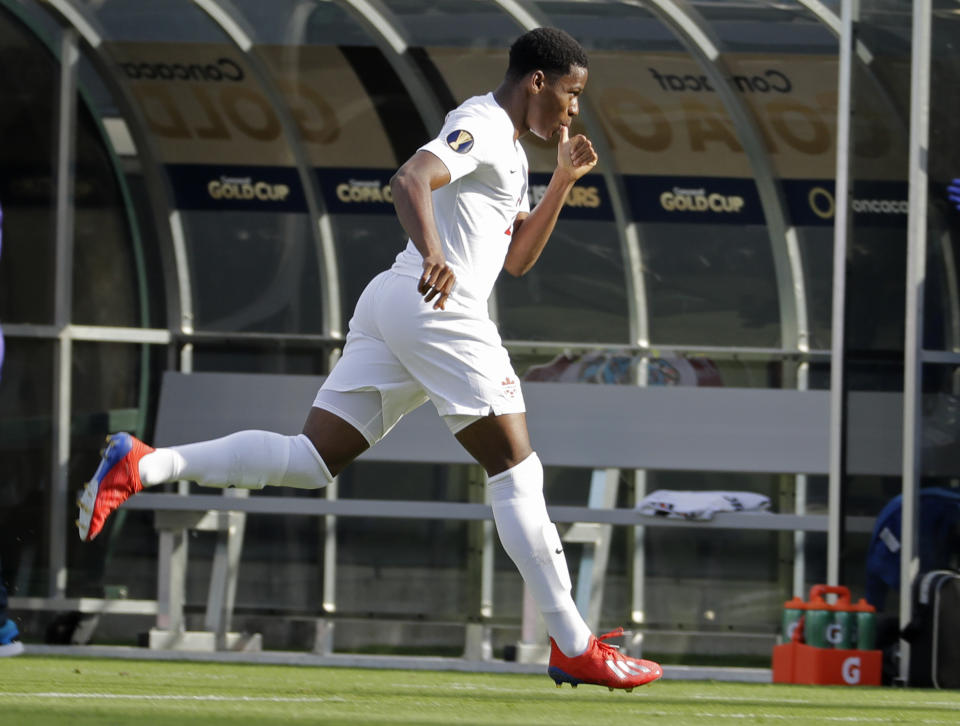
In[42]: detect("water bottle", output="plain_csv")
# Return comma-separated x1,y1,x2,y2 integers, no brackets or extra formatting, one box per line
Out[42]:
781,596,807,644
803,596,831,648
854,598,877,650
831,608,857,649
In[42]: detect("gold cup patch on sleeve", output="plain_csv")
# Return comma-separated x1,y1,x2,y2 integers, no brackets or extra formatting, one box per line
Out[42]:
446,129,474,153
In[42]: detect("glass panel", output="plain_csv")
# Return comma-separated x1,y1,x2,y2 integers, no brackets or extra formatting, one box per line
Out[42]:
514,348,778,388
191,343,330,375
91,1,338,334
927,4,960,352
226,460,474,655
797,227,833,351
380,0,519,46
534,0,688,52
182,212,325,334
645,527,782,630
0,7,58,325
535,2,791,348
498,221,628,342
0,338,54,599
847,2,911,360
85,0,226,42
251,39,418,325
68,342,158,598
227,0,373,45
643,224,780,347
690,0,837,54
920,363,960,478
72,102,142,327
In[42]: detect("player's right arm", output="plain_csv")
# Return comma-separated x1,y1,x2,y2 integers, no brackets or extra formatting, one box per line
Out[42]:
390,151,456,310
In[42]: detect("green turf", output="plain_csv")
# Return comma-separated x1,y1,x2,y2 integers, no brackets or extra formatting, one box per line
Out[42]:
1,656,958,726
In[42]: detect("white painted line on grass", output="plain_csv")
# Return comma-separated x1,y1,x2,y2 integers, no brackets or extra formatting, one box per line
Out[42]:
688,694,960,709
0,692,343,703
690,712,957,724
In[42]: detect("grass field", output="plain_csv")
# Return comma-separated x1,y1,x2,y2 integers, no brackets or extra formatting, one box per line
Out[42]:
2,656,958,726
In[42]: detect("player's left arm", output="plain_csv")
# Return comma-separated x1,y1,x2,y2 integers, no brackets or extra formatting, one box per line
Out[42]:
503,126,597,277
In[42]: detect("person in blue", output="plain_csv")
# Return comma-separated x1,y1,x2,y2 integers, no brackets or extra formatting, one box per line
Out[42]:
0,203,24,656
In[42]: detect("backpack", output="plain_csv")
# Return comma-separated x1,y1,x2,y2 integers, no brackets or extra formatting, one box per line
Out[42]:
865,487,960,611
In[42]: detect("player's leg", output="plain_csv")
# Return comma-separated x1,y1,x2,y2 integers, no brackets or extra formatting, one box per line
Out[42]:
455,412,591,655
369,273,660,688
137,387,380,490
78,272,408,542
76,411,366,542
455,413,662,690
140,412,366,488
375,278,591,660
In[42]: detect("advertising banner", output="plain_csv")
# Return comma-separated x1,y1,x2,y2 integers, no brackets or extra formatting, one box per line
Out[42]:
108,42,906,225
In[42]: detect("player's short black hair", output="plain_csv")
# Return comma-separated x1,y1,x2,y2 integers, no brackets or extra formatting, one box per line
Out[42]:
506,27,588,80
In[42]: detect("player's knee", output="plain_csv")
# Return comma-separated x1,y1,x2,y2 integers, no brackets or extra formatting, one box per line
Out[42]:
487,451,543,494
283,434,334,489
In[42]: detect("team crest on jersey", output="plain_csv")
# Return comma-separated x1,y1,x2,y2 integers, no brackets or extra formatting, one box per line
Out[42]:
446,129,474,154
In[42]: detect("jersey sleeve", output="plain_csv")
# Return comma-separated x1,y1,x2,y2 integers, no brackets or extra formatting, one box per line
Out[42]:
419,107,489,183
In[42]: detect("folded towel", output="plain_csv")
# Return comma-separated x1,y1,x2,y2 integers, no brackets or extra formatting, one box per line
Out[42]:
637,490,771,521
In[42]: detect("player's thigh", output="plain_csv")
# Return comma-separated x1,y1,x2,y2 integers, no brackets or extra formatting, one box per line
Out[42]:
311,316,428,469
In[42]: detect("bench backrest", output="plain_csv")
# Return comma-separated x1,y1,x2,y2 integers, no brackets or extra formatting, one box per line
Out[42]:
154,372,912,476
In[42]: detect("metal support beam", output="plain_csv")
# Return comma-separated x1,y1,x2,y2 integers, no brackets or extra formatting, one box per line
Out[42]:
826,0,858,588
49,26,79,599
900,0,932,687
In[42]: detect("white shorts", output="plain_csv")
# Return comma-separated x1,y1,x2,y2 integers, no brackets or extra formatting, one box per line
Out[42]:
314,270,525,445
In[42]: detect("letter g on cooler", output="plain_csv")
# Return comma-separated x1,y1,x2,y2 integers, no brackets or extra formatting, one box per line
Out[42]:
842,656,861,685
825,623,843,646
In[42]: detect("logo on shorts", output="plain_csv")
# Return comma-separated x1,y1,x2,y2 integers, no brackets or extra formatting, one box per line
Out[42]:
446,129,474,153
501,376,519,399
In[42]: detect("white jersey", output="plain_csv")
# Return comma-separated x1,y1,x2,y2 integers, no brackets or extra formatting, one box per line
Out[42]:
390,92,530,307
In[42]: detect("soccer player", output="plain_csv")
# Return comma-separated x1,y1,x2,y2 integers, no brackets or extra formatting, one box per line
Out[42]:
77,27,662,691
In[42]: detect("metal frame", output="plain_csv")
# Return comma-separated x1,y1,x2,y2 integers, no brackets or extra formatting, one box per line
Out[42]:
900,0,932,686
826,0,857,589
49,25,79,599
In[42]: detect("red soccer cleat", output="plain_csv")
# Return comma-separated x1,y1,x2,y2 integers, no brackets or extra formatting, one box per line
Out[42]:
77,432,153,542
548,628,662,691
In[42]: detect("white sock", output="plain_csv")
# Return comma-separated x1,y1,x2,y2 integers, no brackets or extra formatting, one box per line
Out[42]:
138,431,333,490
488,452,592,657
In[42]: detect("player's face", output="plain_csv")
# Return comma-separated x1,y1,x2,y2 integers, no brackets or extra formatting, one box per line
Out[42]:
527,65,588,140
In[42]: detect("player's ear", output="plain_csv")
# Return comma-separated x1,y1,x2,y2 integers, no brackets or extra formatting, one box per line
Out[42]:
528,70,545,94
